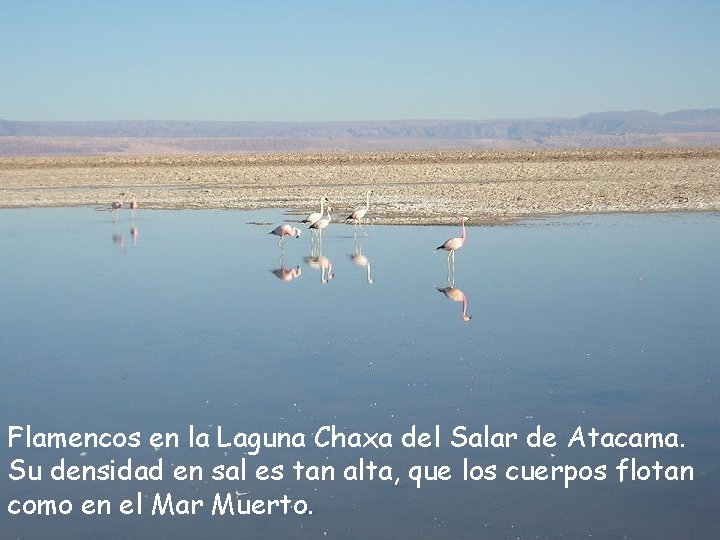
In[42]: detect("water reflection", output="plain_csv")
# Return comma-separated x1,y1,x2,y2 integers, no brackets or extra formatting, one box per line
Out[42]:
130,226,139,247
3,208,719,540
349,234,374,284
271,254,302,282
436,284,472,322
304,234,334,284
111,232,125,253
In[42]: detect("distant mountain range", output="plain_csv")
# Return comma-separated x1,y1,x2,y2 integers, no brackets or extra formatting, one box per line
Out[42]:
1,109,719,155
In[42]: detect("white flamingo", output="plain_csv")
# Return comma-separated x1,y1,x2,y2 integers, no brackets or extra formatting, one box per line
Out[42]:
309,206,332,235
301,196,329,225
346,190,372,225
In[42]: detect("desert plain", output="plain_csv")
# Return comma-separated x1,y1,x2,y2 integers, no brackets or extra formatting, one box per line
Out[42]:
1,147,719,224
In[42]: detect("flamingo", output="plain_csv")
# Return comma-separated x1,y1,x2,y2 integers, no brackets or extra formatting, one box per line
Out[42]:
309,206,332,234
301,196,329,225
436,216,469,263
437,286,471,321
111,199,124,210
269,223,302,247
129,193,138,210
346,190,373,224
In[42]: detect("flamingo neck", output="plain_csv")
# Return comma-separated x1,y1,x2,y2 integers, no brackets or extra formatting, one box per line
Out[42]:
319,198,325,214
365,191,371,210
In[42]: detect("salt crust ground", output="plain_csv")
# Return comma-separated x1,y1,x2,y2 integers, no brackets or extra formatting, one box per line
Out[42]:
1,148,719,224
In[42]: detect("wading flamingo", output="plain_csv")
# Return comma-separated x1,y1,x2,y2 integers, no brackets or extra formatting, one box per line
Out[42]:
309,206,332,234
129,193,138,210
269,223,302,247
346,190,373,225
436,217,469,264
111,199,124,210
301,196,329,225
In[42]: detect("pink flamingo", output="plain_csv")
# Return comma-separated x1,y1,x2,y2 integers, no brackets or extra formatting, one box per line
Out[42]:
436,216,469,263
129,193,138,210
437,286,472,322
269,223,302,247
346,190,372,224
111,199,124,210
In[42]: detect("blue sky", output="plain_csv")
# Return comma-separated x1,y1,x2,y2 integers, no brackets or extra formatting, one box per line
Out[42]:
1,0,718,121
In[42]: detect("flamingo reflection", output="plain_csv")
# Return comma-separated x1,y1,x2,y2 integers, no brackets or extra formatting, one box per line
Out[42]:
271,254,302,282
437,285,472,322
304,234,334,284
112,232,125,254
130,226,139,247
349,235,373,284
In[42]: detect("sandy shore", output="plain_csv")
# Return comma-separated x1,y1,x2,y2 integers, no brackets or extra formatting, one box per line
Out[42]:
1,148,719,224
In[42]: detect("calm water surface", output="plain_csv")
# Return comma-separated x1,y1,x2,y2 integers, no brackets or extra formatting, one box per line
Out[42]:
1,208,719,539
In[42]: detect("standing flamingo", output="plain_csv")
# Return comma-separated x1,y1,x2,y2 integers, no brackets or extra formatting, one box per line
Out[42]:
129,193,138,210
301,196,329,225
269,223,302,247
309,206,332,235
346,190,372,225
436,217,469,264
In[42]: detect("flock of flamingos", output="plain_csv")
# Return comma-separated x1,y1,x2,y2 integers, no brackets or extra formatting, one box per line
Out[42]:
110,189,471,321
268,189,469,259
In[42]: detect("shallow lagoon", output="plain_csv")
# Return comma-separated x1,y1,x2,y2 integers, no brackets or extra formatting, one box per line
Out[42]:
1,208,719,539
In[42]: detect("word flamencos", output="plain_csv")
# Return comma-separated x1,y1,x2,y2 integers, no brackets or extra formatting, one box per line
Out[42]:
8,425,683,455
